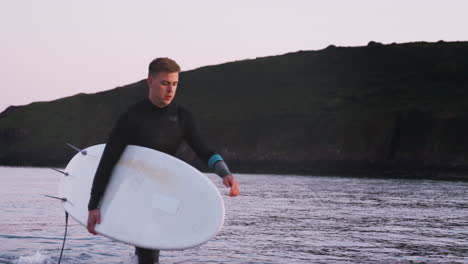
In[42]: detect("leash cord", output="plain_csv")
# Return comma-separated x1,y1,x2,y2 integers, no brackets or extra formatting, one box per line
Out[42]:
57,212,69,264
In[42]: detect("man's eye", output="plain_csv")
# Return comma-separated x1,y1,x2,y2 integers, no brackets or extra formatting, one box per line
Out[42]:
161,81,169,85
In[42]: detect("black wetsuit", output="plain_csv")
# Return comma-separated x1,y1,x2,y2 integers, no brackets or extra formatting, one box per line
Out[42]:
88,99,219,264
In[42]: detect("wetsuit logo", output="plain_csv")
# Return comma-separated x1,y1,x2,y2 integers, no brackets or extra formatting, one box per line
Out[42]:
169,115,178,122
168,105,178,123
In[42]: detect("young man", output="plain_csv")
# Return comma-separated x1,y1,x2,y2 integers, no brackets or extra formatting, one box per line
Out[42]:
87,57,240,264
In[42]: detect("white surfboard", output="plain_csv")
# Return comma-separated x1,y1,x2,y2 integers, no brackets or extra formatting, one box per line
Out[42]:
57,144,225,250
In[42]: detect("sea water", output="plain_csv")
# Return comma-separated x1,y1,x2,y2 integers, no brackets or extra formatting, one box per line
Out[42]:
0,167,467,264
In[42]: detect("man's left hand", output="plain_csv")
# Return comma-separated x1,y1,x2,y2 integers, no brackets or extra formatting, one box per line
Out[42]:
223,175,240,197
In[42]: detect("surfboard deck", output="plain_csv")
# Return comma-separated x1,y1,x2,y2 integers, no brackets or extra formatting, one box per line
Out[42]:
57,144,225,250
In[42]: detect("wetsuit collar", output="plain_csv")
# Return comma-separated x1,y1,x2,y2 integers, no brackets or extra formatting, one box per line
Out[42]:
146,97,173,110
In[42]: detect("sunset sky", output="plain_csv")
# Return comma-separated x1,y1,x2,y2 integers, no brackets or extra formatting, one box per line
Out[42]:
0,0,466,112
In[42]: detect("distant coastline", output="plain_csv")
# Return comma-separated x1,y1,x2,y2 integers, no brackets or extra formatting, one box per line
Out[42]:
1,41,468,182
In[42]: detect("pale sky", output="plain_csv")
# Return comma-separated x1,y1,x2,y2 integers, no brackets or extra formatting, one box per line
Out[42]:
0,0,466,112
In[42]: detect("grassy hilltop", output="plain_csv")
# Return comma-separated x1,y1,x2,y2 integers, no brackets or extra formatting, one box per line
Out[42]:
1,41,468,180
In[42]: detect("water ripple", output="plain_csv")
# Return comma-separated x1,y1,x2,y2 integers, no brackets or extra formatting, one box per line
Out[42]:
1,170,467,263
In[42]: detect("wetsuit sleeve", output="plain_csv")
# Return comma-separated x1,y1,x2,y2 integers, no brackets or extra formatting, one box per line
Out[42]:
212,160,231,178
182,109,216,162
88,112,134,210
182,107,231,178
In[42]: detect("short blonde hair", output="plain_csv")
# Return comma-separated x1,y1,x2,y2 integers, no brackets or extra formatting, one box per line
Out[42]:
148,57,180,77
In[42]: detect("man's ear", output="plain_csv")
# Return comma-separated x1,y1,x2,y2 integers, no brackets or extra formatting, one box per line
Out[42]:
147,76,153,86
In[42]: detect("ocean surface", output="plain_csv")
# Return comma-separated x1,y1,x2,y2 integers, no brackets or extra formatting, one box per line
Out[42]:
0,167,467,264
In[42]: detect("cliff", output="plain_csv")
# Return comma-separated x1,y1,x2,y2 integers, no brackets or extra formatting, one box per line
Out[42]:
1,41,468,180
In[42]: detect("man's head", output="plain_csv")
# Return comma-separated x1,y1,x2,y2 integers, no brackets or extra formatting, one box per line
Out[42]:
147,57,181,108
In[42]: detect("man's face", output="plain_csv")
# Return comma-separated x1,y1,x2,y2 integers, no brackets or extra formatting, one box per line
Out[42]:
148,71,179,107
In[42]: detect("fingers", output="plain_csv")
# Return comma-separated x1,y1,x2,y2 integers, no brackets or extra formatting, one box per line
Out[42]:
230,180,240,197
87,217,97,235
87,210,100,235
222,175,240,196
226,177,240,197
223,175,233,188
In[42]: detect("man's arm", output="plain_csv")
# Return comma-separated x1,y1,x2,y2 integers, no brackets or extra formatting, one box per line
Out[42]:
87,112,133,234
182,107,240,196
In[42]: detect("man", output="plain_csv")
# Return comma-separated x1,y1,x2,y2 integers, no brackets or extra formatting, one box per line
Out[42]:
87,57,240,264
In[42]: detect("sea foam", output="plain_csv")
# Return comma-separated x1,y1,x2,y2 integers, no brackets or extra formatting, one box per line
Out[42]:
14,251,53,264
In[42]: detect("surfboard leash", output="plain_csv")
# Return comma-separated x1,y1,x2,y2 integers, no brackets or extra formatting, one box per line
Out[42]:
43,195,69,264
57,211,69,264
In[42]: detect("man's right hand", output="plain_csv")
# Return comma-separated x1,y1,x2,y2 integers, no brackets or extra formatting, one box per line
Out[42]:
87,208,101,235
